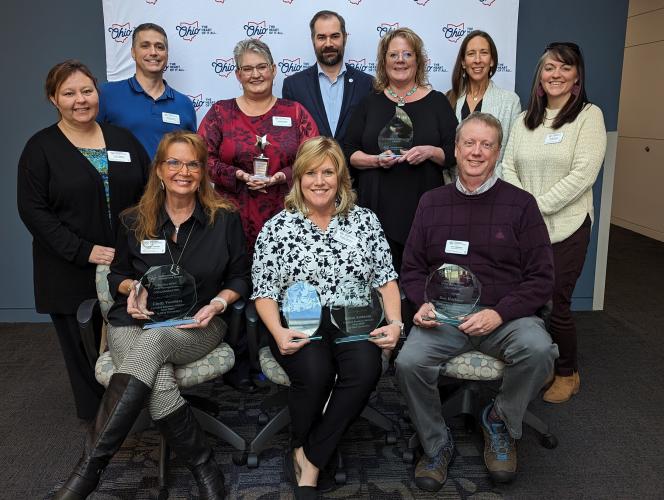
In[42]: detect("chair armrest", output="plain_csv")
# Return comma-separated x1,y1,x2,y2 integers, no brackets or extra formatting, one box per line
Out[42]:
225,298,245,346
77,298,101,368
245,301,261,372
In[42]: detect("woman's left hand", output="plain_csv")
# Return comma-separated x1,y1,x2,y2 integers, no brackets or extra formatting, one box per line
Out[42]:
177,302,225,329
368,323,401,350
399,145,437,165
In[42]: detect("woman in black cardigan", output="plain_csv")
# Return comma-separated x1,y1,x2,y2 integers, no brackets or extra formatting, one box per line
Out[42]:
17,60,149,420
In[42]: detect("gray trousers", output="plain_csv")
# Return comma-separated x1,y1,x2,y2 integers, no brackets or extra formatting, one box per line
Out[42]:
108,317,225,420
395,316,558,457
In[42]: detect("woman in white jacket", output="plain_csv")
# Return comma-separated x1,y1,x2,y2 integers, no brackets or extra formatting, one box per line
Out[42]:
447,30,521,177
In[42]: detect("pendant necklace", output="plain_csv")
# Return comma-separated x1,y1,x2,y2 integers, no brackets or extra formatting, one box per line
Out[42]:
386,85,418,106
164,221,195,275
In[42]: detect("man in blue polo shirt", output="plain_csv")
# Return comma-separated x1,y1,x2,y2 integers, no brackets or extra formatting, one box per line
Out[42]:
98,23,196,158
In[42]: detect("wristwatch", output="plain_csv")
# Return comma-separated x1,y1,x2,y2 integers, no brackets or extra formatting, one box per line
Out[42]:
387,319,405,336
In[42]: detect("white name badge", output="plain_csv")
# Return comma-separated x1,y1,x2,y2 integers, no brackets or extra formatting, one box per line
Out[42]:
445,239,469,255
107,150,131,162
333,230,359,247
272,116,292,127
544,132,564,144
140,240,166,254
162,112,181,125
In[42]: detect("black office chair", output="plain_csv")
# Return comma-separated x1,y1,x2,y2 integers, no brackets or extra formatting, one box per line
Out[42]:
244,301,399,480
77,265,248,498
402,304,558,463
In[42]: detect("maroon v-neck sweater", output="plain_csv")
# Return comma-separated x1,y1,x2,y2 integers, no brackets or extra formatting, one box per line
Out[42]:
401,179,554,323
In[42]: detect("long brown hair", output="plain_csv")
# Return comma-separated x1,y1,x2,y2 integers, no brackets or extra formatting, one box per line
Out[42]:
446,31,498,110
127,131,235,241
374,28,428,93
524,42,589,130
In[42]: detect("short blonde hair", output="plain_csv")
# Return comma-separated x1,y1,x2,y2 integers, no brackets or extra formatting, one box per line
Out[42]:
284,137,356,217
374,28,429,92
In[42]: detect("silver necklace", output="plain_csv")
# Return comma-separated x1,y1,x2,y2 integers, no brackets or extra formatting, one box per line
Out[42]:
386,84,418,106
163,222,195,275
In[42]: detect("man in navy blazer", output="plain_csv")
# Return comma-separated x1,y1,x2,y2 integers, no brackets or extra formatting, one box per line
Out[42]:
282,10,373,145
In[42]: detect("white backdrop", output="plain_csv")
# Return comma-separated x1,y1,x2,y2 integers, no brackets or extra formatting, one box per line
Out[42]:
103,0,519,124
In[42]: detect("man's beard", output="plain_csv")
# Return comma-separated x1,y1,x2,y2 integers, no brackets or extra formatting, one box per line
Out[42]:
316,47,343,67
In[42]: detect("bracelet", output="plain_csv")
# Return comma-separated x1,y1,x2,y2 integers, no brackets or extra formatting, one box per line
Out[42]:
210,296,228,312
125,280,137,295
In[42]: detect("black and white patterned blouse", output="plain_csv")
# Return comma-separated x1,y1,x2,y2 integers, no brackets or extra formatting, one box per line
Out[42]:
251,206,397,306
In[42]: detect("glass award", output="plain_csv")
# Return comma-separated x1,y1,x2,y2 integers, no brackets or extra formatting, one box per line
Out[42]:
424,264,482,326
281,282,323,341
252,134,270,180
377,107,414,158
331,281,385,344
137,265,198,330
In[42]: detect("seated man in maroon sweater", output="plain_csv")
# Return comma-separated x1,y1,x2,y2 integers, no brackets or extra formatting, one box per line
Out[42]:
396,112,559,491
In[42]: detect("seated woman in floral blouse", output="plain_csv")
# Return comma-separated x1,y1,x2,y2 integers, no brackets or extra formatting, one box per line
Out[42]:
252,136,402,499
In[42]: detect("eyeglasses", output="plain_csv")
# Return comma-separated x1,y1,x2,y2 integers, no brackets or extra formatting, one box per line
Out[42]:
544,42,581,55
239,63,271,75
163,158,203,172
458,139,496,152
387,51,414,61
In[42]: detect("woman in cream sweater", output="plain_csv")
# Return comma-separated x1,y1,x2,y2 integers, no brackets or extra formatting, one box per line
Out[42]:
502,42,606,403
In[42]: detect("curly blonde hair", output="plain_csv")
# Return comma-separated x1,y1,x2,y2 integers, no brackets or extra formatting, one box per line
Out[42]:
374,28,429,92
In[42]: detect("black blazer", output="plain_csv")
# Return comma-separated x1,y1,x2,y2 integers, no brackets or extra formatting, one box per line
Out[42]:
282,63,373,143
17,123,150,314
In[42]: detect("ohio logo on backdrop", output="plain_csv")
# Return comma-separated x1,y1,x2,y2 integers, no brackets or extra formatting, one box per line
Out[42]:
413,0,430,5
278,57,310,75
442,22,473,43
425,58,449,73
145,0,157,4
479,0,496,5
243,20,284,38
211,57,237,78
376,22,398,38
175,21,216,42
187,93,215,112
348,0,363,5
107,22,132,43
347,58,377,74
496,63,512,73
163,62,185,73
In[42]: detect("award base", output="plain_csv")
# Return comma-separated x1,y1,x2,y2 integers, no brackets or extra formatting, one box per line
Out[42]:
334,333,386,344
143,318,198,330
291,335,323,343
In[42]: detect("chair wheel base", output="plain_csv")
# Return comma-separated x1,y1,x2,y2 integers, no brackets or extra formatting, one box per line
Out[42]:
247,453,259,468
402,449,415,464
334,470,347,485
157,487,169,500
540,433,558,449
385,432,397,445
257,413,269,426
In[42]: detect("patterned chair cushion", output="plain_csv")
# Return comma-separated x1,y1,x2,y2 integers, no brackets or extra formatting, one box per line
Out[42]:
441,350,504,381
95,343,235,388
95,265,113,321
259,346,290,387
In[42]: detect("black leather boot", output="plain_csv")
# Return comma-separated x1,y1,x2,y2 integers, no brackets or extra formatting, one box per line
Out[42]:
155,404,225,500
54,373,151,499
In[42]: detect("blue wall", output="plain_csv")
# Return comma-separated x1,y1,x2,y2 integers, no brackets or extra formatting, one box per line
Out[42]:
2,1,628,321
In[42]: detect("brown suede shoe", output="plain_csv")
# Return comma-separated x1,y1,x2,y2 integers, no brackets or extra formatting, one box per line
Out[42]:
480,405,516,483
414,433,455,492
542,372,580,403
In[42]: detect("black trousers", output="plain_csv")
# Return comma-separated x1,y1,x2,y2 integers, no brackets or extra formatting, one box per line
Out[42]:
269,310,382,469
51,313,104,420
550,215,592,376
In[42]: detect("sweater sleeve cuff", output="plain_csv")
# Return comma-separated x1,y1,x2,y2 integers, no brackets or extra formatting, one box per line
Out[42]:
75,240,94,267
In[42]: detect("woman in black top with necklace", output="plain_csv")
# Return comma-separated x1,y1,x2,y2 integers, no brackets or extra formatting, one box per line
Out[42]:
54,131,249,500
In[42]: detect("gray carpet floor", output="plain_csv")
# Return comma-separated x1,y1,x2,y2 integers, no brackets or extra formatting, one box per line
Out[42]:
1,225,663,499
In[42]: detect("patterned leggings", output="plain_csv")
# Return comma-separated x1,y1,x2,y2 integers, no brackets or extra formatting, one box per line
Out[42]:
107,318,225,420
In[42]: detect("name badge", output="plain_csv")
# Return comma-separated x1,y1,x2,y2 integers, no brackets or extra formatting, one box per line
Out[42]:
141,240,166,254
333,230,359,247
272,116,292,127
107,150,131,162
445,240,469,255
544,132,564,144
162,112,181,125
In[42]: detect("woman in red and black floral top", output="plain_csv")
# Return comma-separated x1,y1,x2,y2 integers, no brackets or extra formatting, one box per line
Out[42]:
198,39,318,253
